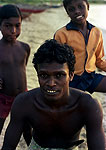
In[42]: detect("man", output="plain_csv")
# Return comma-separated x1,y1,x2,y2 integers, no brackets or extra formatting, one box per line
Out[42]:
2,39,106,150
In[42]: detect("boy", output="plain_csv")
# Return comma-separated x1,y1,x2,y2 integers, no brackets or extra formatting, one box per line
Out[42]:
2,39,106,150
0,4,31,145
54,0,106,94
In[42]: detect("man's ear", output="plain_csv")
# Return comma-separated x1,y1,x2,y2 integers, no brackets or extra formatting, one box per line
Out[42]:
69,72,74,81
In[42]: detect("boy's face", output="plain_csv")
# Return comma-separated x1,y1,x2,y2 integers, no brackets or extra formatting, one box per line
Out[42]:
37,62,73,102
0,17,21,43
66,0,88,25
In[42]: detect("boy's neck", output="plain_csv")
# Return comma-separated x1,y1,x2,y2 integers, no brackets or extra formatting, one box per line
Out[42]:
73,21,88,38
74,21,87,31
1,37,17,45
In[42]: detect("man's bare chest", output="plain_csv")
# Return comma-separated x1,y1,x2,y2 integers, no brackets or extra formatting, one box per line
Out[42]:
32,110,84,137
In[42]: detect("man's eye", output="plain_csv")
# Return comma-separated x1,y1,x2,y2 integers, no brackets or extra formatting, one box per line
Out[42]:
56,73,65,79
39,74,48,79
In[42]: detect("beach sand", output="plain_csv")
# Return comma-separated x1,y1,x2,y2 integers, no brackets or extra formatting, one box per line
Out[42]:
0,5,106,150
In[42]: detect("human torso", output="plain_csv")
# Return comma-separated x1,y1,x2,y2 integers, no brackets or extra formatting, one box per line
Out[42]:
54,21,102,75
0,40,28,96
23,88,86,148
32,109,84,148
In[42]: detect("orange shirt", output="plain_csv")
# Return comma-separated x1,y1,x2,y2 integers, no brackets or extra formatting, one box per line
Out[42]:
54,21,106,75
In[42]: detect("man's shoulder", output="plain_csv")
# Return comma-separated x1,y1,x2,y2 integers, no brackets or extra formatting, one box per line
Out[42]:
10,88,40,117
13,88,40,105
70,88,103,119
70,87,91,98
70,88,100,108
18,87,39,97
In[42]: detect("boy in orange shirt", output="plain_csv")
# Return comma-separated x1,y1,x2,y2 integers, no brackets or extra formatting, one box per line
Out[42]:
54,0,106,93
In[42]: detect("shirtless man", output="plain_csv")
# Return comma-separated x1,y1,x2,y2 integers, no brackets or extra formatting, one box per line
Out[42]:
2,39,106,150
0,4,31,145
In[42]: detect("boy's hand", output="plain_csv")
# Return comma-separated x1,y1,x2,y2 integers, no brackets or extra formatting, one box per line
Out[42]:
0,78,3,89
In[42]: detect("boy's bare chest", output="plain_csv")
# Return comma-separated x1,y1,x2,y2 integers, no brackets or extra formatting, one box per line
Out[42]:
0,47,26,65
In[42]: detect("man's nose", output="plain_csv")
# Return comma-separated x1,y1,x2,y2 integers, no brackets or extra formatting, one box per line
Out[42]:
47,77,56,87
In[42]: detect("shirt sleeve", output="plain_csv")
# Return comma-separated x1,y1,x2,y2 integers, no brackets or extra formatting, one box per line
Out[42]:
95,32,106,71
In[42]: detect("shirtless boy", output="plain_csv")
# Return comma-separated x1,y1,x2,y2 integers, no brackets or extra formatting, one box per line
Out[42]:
2,39,106,150
0,4,31,145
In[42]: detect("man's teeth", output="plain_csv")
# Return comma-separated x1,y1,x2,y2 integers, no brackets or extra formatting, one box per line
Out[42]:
76,15,82,19
47,90,56,93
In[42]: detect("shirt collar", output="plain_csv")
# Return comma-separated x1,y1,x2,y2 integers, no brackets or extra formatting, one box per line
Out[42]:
66,21,94,31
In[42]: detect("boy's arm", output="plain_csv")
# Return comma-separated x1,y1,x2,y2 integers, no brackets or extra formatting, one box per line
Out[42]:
2,97,25,150
85,97,106,150
95,31,106,71
22,42,31,65
25,43,31,65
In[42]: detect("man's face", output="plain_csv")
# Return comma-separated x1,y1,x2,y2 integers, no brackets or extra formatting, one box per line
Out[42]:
0,17,21,43
37,62,73,102
66,0,88,25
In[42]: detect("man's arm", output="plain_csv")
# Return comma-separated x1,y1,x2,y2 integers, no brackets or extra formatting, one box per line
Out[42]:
85,96,106,150
2,96,25,150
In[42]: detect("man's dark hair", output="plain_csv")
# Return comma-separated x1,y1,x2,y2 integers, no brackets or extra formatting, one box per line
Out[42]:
63,0,89,11
32,39,75,74
0,4,22,25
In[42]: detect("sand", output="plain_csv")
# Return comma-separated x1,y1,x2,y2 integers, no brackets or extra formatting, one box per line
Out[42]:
0,5,106,150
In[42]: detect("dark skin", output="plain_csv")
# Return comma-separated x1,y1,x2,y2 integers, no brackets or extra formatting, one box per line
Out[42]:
0,17,31,145
2,62,106,150
66,0,89,37
0,17,30,96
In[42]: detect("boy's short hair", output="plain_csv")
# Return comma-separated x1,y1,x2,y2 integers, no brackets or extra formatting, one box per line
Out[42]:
0,4,22,25
32,39,76,74
63,0,89,10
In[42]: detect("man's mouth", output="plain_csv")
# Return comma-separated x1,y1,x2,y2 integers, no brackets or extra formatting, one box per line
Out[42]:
43,89,60,96
47,90,57,94
42,87,60,97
